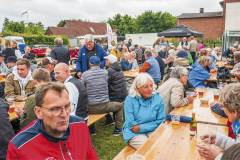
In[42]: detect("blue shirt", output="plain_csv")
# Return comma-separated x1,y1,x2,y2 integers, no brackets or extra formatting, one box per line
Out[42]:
189,62,210,88
232,120,240,142
123,93,165,142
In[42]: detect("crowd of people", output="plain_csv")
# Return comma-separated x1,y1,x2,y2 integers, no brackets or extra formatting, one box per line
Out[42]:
0,34,240,160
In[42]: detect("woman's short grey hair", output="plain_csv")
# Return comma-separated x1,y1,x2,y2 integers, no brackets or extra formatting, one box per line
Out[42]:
220,83,240,115
54,37,63,45
170,67,189,79
144,48,153,57
129,73,156,97
234,51,240,63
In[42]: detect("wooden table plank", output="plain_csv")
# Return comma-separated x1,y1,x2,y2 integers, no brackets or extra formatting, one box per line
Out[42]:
136,122,228,160
123,70,139,78
135,88,228,160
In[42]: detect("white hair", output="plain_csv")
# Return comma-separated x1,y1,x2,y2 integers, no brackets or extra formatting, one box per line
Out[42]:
84,34,94,43
170,67,189,79
129,73,156,97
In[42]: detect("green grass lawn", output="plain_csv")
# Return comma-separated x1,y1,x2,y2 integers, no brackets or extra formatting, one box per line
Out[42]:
91,120,126,160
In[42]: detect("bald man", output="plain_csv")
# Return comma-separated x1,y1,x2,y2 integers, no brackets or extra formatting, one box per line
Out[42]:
54,63,88,120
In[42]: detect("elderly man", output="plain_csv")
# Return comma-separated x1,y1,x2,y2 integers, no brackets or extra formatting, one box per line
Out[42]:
76,34,107,78
140,49,161,84
50,37,70,65
54,63,88,120
7,82,98,159
5,58,35,98
81,56,123,135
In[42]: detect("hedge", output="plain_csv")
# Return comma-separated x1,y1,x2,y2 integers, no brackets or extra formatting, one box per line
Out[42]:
1,32,69,46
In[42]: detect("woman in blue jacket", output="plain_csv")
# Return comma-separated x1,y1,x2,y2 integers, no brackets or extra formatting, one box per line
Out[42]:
189,56,212,88
123,73,165,149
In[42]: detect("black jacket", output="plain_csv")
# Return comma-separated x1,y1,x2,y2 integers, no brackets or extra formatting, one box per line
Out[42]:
0,99,15,160
50,45,70,65
108,62,128,102
68,78,88,119
2,48,16,63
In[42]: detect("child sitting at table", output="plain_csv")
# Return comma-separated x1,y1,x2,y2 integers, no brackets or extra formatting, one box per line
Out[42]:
197,83,240,160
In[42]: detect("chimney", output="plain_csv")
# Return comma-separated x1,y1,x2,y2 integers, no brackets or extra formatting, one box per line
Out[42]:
200,8,204,13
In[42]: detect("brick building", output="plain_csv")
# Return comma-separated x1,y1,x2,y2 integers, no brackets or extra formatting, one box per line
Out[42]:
177,9,223,39
177,0,240,40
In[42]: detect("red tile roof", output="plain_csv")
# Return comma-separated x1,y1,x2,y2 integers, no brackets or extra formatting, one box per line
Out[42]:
45,20,108,38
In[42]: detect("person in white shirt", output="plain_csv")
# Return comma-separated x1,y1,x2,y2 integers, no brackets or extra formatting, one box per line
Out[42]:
54,63,88,120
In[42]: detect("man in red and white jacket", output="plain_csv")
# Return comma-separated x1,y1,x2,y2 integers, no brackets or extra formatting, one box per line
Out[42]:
7,82,98,160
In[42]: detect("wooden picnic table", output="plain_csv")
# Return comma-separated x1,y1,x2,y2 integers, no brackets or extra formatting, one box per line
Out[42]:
123,70,139,79
216,61,233,69
133,88,228,160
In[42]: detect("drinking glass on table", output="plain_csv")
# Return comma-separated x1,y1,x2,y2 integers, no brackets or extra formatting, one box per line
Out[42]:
171,114,180,126
213,90,220,101
6,96,15,113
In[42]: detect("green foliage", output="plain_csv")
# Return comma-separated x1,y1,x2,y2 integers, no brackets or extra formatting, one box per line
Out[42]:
91,120,126,160
24,35,69,45
107,11,177,35
2,18,44,35
57,20,66,27
108,14,137,36
203,39,222,48
1,18,69,45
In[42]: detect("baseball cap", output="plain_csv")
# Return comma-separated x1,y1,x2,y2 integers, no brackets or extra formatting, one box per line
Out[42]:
89,56,100,65
104,54,117,64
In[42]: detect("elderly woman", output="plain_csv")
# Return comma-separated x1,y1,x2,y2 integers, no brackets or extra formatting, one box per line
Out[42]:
189,56,213,88
231,51,240,81
158,67,195,114
123,73,165,149
197,83,240,160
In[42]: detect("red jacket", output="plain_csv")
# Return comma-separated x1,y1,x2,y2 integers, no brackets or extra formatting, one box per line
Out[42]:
7,116,98,160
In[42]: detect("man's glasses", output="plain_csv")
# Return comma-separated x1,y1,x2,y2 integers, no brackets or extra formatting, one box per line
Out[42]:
41,104,73,116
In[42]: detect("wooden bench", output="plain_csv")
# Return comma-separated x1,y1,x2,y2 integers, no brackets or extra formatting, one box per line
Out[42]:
113,145,136,160
87,114,107,126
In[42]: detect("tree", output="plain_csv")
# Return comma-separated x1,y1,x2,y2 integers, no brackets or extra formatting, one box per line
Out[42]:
136,11,176,33
57,20,65,27
2,18,45,35
107,14,137,36
107,11,177,35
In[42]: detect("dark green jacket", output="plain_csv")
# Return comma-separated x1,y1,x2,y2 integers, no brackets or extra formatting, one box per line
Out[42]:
20,94,36,129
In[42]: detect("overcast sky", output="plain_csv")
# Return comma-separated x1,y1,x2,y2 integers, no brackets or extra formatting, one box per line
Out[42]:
0,0,223,31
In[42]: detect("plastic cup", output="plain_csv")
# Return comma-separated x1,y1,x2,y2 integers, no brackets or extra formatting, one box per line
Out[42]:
171,114,180,126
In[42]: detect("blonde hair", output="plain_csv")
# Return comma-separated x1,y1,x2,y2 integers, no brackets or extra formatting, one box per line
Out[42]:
198,56,211,66
5,39,11,48
129,73,156,97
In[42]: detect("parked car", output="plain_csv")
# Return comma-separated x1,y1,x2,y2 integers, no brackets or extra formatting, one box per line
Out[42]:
69,47,79,59
31,44,48,57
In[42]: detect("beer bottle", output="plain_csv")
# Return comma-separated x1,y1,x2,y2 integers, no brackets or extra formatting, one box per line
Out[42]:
190,112,197,136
